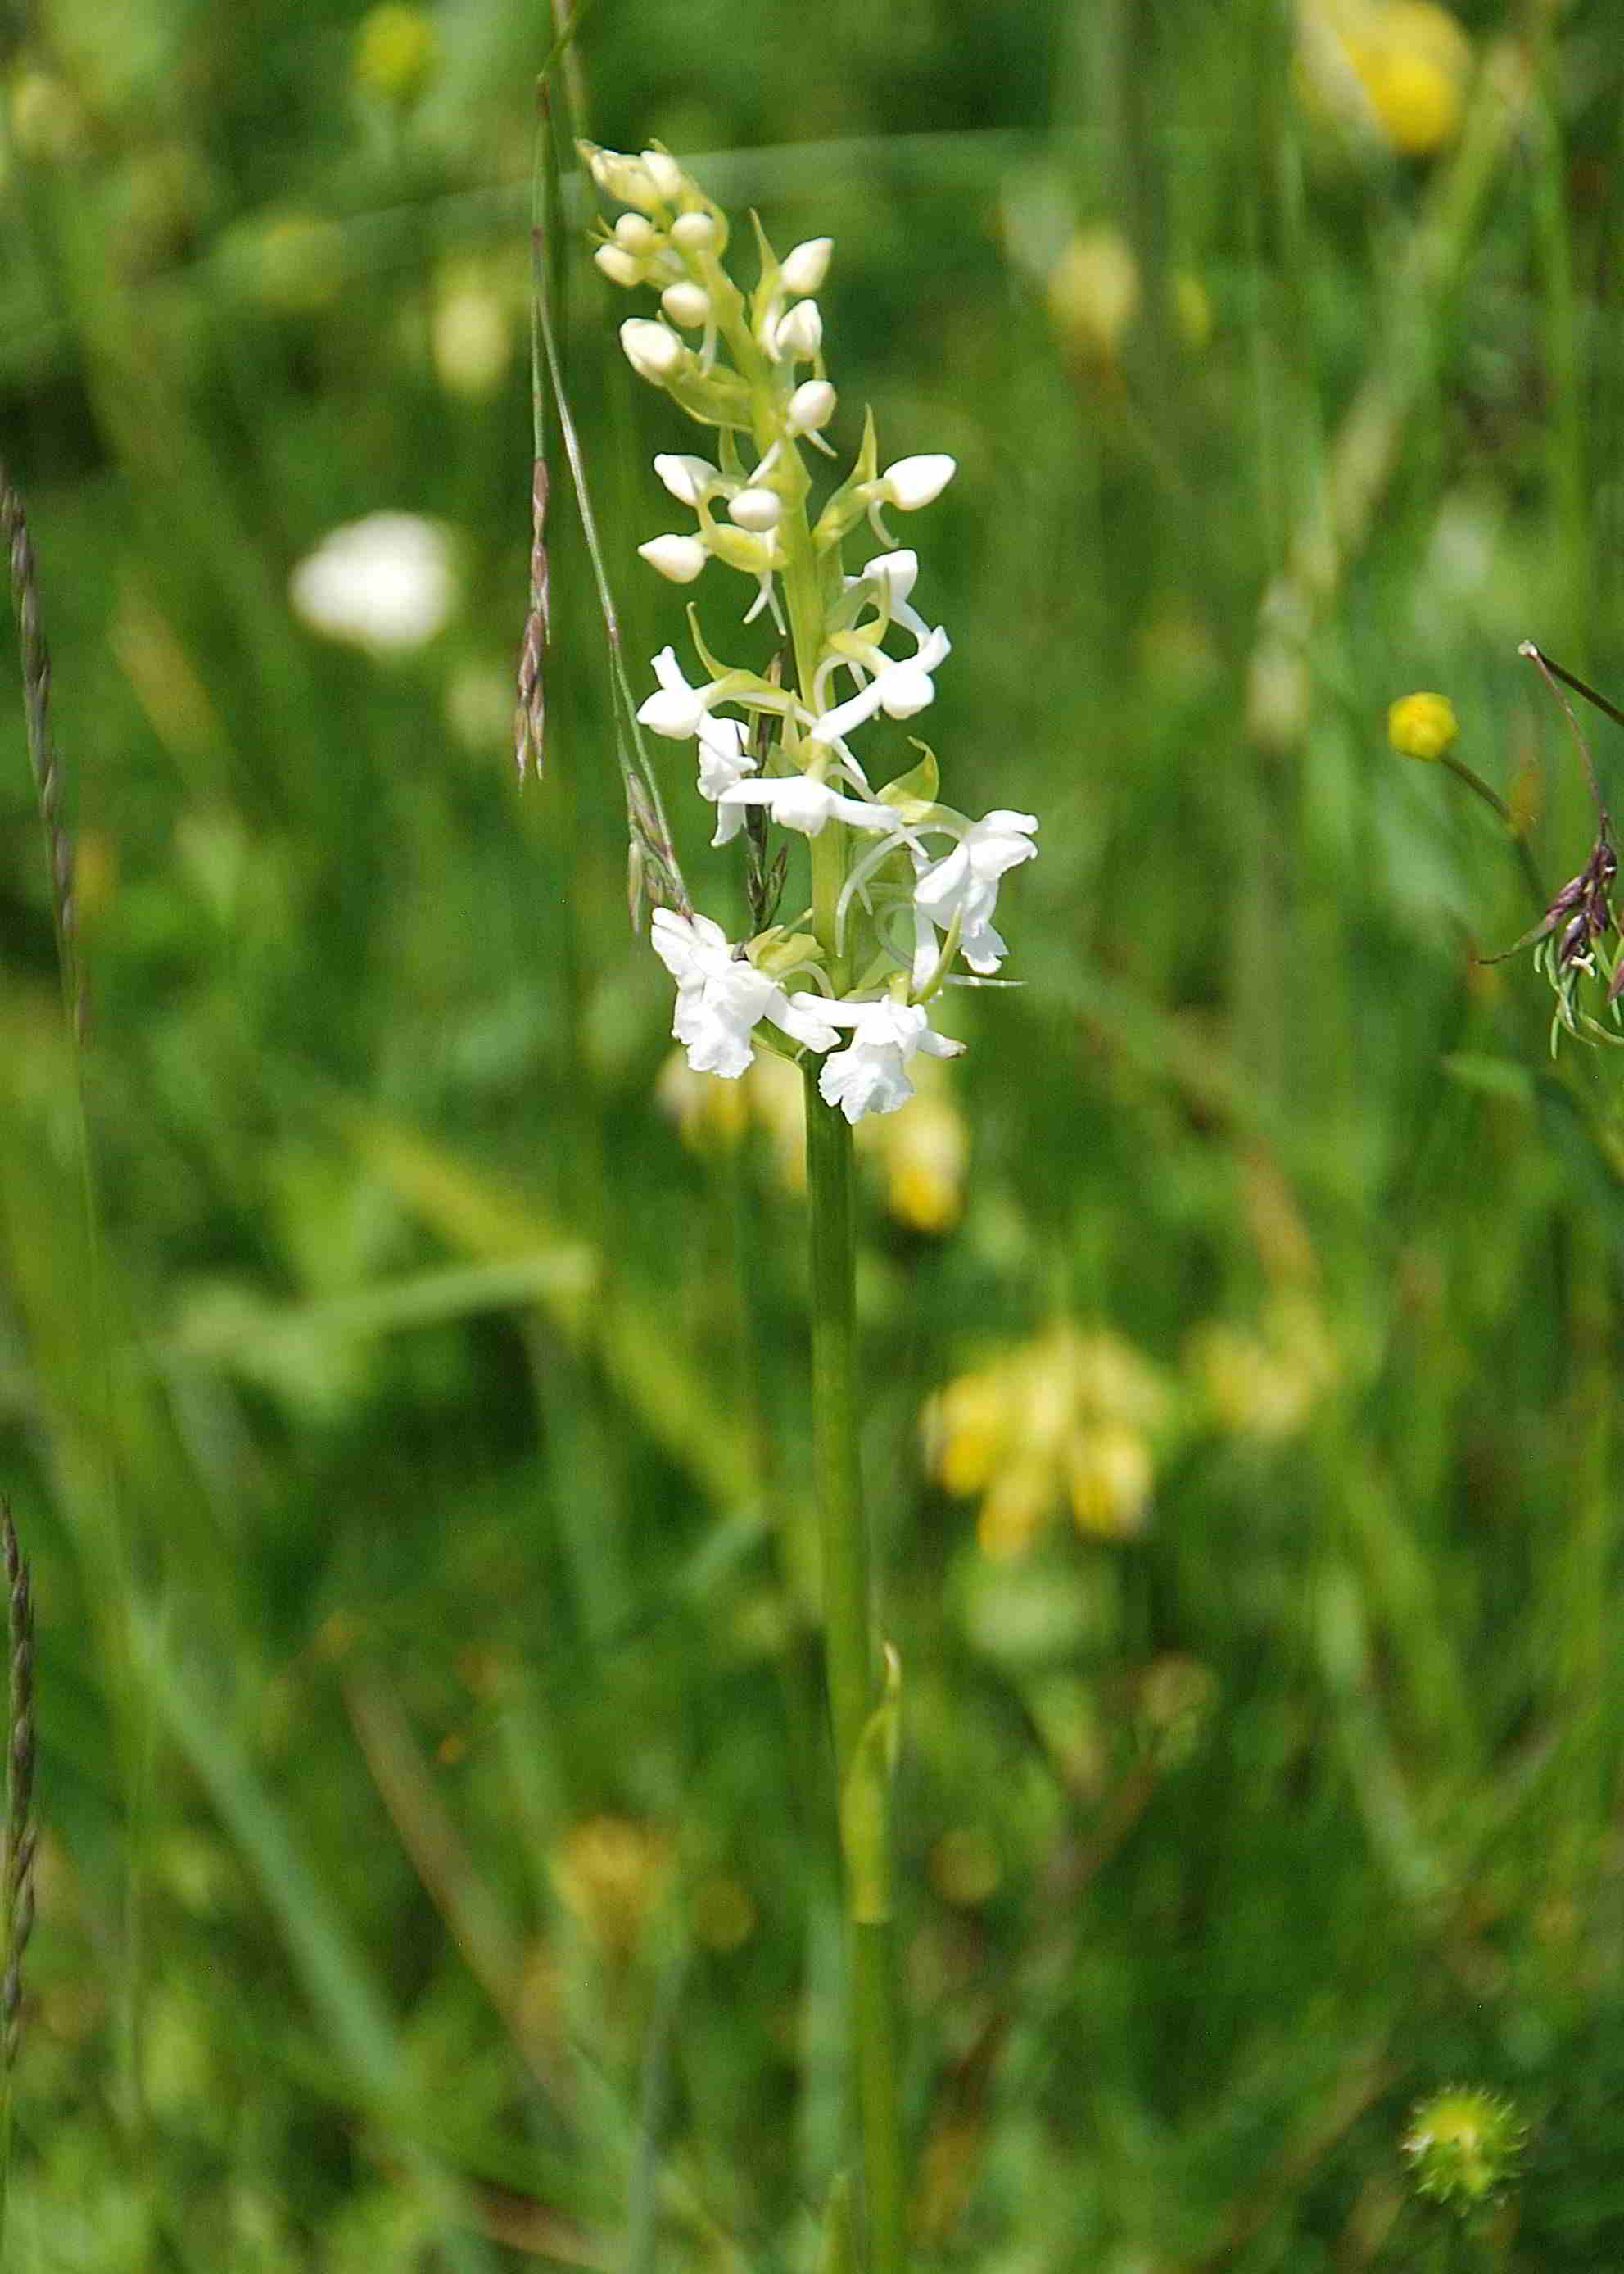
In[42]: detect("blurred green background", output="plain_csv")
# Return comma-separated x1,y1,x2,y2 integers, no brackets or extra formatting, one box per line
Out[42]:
4,0,1624,2265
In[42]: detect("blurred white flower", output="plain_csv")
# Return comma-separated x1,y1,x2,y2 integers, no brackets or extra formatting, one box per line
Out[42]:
431,270,512,397
289,513,455,655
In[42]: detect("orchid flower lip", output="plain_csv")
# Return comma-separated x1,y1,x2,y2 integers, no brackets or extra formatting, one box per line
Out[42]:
719,777,906,839
811,625,951,745
786,990,966,1121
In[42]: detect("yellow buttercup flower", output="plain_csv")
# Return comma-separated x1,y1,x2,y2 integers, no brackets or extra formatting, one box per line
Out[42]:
1298,0,1471,159
1388,690,1459,760
925,1323,1167,1557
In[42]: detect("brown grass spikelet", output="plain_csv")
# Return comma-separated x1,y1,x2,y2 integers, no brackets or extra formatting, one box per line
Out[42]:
1,1507,35,2072
0,464,86,1040
624,768,689,931
514,459,550,781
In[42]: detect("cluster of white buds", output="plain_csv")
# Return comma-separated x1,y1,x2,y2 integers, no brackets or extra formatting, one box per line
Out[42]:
586,140,1037,1124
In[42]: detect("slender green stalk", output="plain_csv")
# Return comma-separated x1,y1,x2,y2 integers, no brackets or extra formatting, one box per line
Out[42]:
803,1077,907,2274
1436,751,1548,912
0,1505,35,2264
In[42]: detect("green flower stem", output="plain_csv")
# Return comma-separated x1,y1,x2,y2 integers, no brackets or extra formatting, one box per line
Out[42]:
761,342,907,2269
704,262,908,2269
803,1068,908,2274
1438,752,1548,912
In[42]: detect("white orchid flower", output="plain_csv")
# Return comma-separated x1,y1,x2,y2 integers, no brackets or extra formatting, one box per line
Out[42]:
912,810,1039,974
652,908,839,1078
790,994,964,1122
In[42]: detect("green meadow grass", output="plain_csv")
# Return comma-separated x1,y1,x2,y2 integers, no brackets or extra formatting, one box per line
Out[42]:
2,0,1624,2265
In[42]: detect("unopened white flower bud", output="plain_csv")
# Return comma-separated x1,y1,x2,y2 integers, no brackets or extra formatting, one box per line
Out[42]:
670,211,719,253
621,318,685,383
727,487,782,532
774,299,823,361
787,378,836,433
882,454,956,510
638,534,708,584
640,150,684,202
613,212,660,255
587,147,665,215
660,280,711,329
654,453,719,507
595,244,642,288
780,237,833,296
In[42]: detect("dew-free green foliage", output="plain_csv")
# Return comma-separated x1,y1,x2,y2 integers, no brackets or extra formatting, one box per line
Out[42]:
2,0,1624,2266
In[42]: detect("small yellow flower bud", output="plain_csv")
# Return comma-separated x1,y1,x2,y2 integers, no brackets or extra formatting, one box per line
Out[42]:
352,3,440,106
1387,691,1459,760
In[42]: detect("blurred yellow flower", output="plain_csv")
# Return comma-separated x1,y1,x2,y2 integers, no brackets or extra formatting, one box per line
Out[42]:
658,1044,966,1230
856,1058,967,1234
925,1323,1168,1557
1387,689,1459,759
929,1828,1002,1907
1047,225,1210,360
230,210,346,315
432,263,513,398
8,70,85,163
1047,226,1140,357
353,3,441,107
1187,1293,1335,1441
552,1814,672,1959
656,1044,804,1186
1299,0,1471,159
